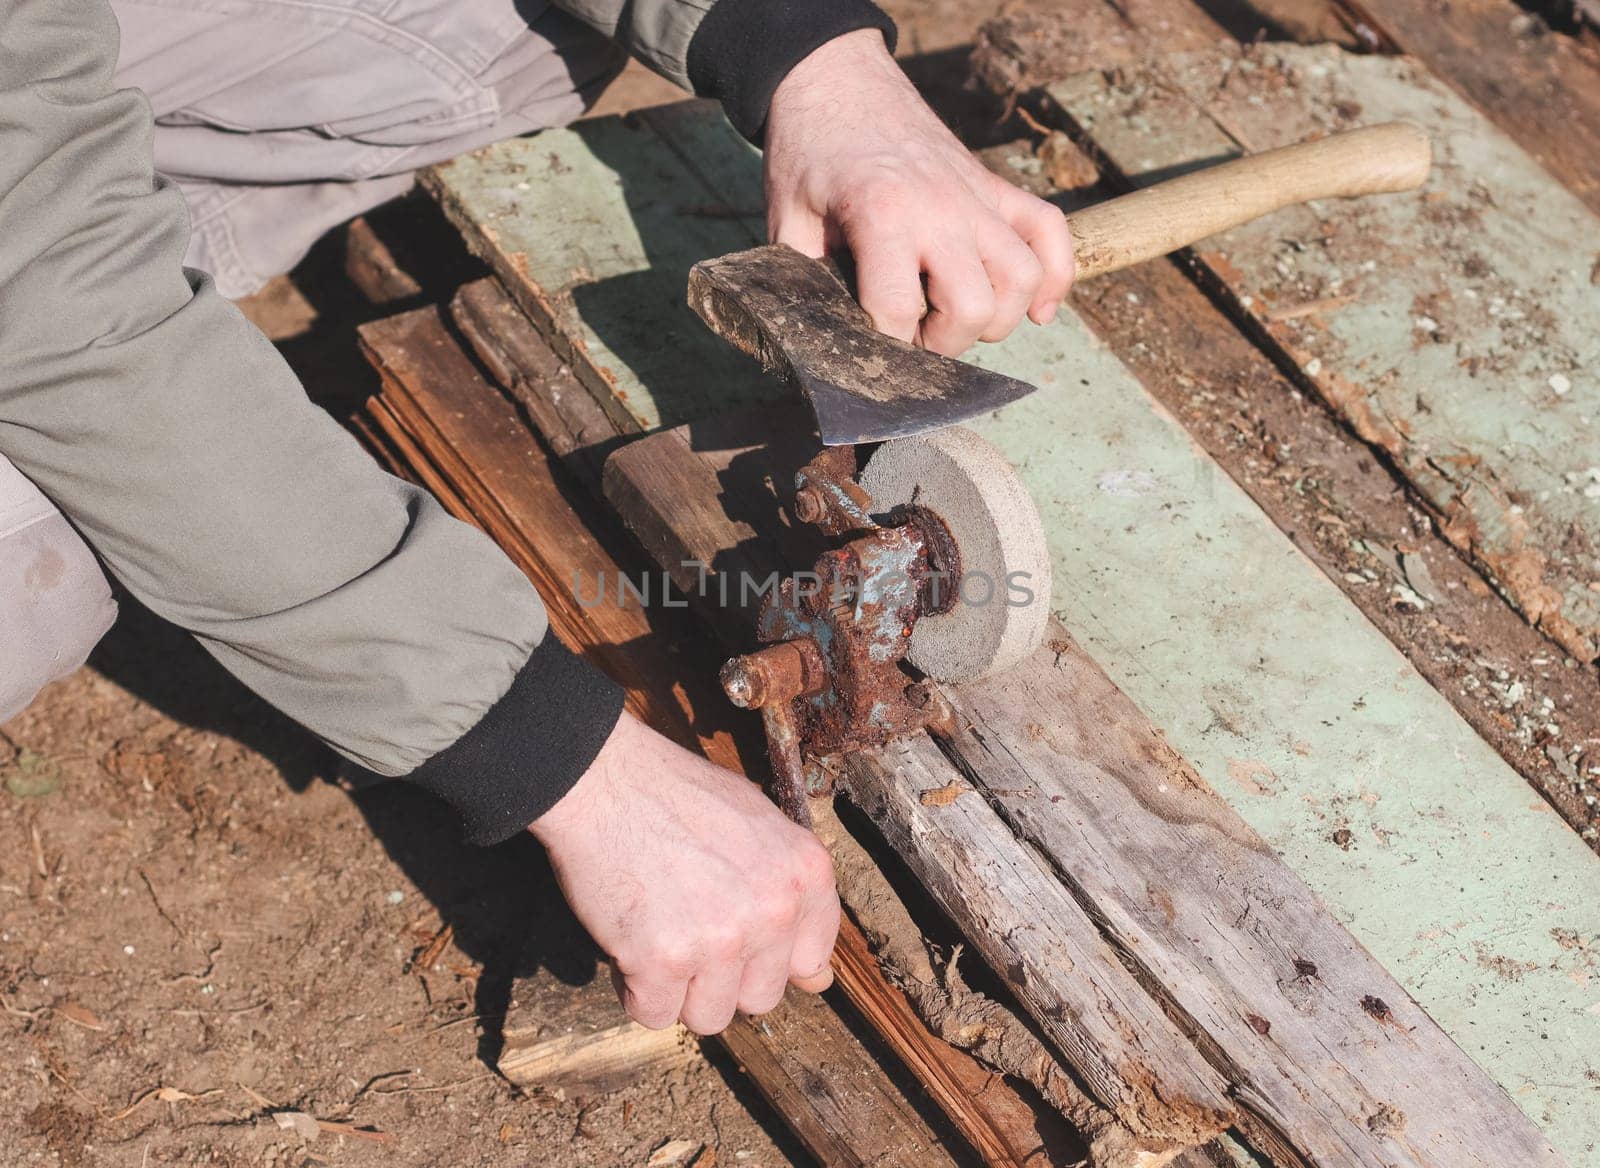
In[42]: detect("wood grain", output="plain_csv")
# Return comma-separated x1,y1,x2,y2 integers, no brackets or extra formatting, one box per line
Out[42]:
1335,0,1600,214
602,407,1570,1167
1038,45,1600,663
355,296,1103,1167
498,1020,700,1091
1066,124,1430,279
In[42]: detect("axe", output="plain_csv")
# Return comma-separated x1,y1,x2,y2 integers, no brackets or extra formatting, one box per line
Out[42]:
688,122,1431,445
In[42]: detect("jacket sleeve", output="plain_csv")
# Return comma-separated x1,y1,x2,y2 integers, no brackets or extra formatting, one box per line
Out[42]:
0,0,622,844
553,0,897,138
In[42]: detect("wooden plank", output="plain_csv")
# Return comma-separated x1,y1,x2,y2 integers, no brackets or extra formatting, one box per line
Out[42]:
603,412,1569,1167
423,100,1600,1164
420,111,774,433
970,0,1225,97
1038,45,1600,660
448,277,623,494
957,318,1600,1167
972,132,1600,847
355,299,1118,1168
975,0,1600,655
498,1020,700,1091
1335,0,1600,214
437,281,1105,1168
712,992,957,1168
359,309,705,745
827,921,1071,1168
975,0,1600,218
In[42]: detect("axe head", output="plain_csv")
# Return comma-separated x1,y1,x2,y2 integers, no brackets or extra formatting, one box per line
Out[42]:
687,244,1036,446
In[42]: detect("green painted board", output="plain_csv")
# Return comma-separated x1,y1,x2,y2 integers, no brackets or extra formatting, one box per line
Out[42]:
424,106,773,432
428,100,1600,1162
1044,44,1600,664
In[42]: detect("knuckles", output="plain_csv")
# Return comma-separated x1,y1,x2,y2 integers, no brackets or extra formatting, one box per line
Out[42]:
682,1006,736,1037
613,835,835,1010
622,986,681,1030
740,983,788,1017
935,285,997,330
794,836,837,890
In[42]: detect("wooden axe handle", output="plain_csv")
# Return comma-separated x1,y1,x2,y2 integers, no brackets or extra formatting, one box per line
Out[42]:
1066,122,1431,281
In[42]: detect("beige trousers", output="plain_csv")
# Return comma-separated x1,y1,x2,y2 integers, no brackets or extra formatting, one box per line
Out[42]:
2,0,625,720
113,0,625,297
0,460,118,722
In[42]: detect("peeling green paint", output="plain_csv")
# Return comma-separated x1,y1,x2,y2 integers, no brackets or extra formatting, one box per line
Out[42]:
1046,45,1600,662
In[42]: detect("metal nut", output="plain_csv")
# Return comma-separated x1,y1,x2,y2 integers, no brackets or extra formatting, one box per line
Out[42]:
792,485,826,524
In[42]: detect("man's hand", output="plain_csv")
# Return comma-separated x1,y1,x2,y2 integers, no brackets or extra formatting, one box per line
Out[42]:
763,29,1074,357
530,713,839,1035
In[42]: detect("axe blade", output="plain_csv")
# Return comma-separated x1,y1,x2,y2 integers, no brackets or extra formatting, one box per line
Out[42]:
800,365,1035,446
687,244,1038,446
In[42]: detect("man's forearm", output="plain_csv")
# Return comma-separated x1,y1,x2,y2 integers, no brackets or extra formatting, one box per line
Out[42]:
0,0,621,840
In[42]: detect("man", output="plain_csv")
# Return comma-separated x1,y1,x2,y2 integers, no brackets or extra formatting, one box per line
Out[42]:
0,0,1073,1037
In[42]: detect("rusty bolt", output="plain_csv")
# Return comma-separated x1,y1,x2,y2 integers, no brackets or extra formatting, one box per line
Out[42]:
720,640,825,709
792,485,826,525
722,659,762,708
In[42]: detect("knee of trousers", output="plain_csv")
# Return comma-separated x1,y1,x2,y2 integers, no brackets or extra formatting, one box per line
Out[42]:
0,514,117,723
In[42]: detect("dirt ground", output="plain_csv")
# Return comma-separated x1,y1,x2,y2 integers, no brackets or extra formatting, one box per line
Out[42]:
2,603,800,1168
1,5,1000,1166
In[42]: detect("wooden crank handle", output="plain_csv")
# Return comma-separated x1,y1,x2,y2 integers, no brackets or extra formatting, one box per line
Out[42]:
1065,122,1431,281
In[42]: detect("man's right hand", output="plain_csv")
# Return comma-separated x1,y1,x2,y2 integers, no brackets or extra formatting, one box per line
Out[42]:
530,713,840,1035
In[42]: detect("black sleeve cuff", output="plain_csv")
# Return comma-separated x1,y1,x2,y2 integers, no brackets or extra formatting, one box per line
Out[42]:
687,0,898,141
407,637,625,846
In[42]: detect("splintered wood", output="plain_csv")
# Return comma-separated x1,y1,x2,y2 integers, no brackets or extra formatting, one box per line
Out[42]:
357,296,1067,1168
1036,44,1600,663
604,413,1568,1168
498,1021,700,1092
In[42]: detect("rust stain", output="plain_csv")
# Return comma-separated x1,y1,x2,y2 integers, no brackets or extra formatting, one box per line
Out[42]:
919,781,969,806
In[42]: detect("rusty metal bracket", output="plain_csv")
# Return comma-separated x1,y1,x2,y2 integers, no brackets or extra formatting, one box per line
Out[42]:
720,449,955,827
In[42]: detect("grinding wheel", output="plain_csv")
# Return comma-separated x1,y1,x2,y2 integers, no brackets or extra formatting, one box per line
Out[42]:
860,427,1051,683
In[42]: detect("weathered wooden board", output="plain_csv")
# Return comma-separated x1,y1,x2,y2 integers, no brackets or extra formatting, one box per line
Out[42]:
605,410,1569,1167
960,320,1600,1165
974,0,1600,218
424,100,1600,1162
1039,44,1600,665
359,298,1085,1168
1331,0,1600,215
497,1019,700,1091
974,131,1600,850
422,107,772,433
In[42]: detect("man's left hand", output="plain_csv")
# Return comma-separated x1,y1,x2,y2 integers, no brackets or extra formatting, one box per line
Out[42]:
763,29,1075,358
